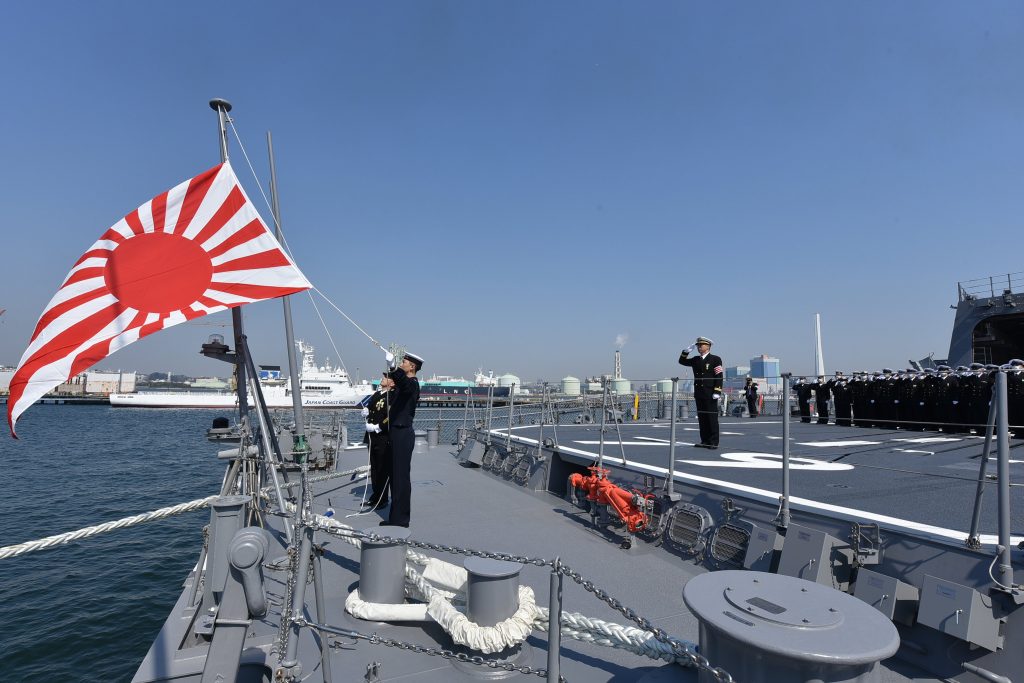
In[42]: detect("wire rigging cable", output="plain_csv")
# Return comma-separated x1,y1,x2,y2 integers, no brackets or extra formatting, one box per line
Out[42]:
225,116,390,364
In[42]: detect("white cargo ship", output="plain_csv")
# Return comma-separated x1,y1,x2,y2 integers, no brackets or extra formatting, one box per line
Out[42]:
109,341,372,408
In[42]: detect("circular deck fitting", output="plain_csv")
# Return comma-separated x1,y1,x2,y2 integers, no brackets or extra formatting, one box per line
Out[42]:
684,570,900,683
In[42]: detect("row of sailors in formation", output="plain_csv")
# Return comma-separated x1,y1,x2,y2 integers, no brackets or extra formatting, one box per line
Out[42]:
792,360,1024,437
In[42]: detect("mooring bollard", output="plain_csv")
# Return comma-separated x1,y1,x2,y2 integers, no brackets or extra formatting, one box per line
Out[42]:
358,527,412,604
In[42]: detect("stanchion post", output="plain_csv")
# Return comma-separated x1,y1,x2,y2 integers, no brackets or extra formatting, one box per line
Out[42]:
666,378,681,501
995,371,1015,588
547,560,563,682
779,373,792,529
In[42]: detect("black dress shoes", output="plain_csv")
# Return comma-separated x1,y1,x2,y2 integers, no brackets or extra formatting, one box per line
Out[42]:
379,520,409,528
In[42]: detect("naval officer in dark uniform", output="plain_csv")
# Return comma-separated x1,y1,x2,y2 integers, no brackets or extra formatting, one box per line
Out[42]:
381,350,423,527
362,376,393,511
679,336,724,448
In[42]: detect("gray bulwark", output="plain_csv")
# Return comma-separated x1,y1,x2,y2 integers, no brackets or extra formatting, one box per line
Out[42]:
683,570,899,683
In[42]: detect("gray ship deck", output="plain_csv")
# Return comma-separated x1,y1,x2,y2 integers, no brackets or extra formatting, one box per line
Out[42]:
132,417,974,682
492,418,1024,546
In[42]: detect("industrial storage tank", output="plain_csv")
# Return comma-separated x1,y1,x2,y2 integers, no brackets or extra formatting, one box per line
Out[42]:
609,378,631,394
656,379,674,394
497,373,520,388
561,376,581,395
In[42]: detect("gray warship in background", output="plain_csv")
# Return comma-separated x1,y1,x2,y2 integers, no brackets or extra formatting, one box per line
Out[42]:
7,102,1023,683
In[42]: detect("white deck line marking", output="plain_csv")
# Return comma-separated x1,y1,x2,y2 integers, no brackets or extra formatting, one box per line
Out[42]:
488,429,1023,547
798,440,880,447
574,441,693,446
679,452,853,471
893,437,962,444
893,449,935,455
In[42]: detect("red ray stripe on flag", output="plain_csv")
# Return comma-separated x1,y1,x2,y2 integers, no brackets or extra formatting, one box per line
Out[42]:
8,161,310,438
73,249,114,267
205,219,267,259
211,282,310,301
31,288,110,339
213,249,292,273
98,228,128,245
172,165,222,235
124,209,146,236
67,310,150,380
190,186,245,247
151,191,168,233
62,266,106,289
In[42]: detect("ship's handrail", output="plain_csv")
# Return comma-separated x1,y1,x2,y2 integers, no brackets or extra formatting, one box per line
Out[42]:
957,271,1024,301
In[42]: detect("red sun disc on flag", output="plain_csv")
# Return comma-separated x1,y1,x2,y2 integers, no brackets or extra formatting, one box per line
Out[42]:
104,233,214,313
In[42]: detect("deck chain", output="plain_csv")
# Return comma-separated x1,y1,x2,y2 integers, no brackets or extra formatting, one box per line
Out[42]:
363,532,734,682
303,619,564,680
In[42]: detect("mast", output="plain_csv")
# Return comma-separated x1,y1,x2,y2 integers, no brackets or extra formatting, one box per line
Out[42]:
814,313,825,377
266,131,307,452
209,98,250,421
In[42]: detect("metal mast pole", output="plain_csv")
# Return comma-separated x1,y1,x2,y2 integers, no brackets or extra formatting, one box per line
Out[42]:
266,131,307,454
209,98,250,424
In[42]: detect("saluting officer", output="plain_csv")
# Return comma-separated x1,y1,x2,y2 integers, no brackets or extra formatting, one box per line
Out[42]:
831,371,852,427
812,375,830,424
380,350,423,528
794,377,813,424
679,336,724,448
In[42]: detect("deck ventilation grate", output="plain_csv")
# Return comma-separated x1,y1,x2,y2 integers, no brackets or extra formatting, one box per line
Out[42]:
710,522,751,568
666,504,712,553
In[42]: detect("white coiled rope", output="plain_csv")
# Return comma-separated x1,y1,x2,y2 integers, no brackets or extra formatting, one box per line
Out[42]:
0,495,220,560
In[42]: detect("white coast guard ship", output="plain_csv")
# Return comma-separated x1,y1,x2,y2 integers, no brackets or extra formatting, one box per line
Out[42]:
109,340,372,408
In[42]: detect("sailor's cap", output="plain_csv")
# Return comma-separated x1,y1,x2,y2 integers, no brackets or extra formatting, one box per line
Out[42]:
985,364,999,370
969,363,985,370
882,368,893,374
1011,359,1024,367
924,368,936,374
835,370,844,376
695,336,714,346
937,365,951,371
956,366,968,372
404,351,425,371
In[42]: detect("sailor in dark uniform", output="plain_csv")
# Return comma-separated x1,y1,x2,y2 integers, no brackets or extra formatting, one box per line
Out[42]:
361,376,393,510
794,377,813,423
936,365,960,433
849,372,866,427
679,336,724,448
743,377,759,418
812,375,830,424
381,350,423,527
831,371,852,427
1009,360,1024,438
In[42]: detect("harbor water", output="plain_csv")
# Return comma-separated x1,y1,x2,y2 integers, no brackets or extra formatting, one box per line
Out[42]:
1,405,228,682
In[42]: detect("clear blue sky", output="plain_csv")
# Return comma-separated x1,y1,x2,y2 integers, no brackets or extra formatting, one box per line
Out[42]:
1,1,1021,383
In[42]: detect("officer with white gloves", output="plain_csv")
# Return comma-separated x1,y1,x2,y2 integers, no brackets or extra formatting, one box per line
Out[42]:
678,336,724,449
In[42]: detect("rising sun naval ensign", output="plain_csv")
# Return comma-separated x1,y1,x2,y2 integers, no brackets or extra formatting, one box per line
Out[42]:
7,162,311,436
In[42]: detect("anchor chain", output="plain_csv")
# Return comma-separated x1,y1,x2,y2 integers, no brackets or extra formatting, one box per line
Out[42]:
299,618,564,680
360,532,733,682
